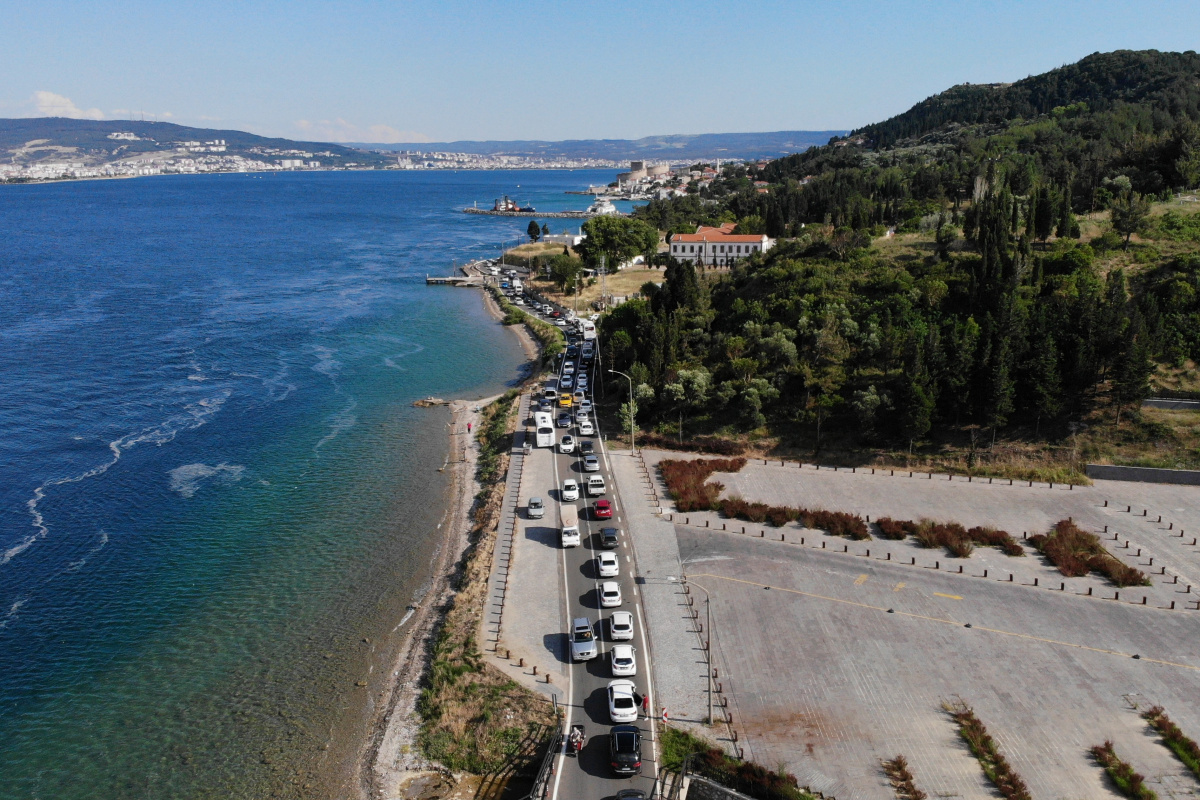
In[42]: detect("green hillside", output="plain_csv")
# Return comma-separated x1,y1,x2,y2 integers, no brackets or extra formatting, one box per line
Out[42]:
618,50,1200,479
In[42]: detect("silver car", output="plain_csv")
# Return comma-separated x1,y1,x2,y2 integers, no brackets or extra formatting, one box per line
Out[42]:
571,617,597,661
527,496,545,519
583,454,601,472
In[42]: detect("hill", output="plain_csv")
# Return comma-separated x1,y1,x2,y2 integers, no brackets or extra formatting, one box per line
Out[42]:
609,49,1200,480
354,130,847,162
0,117,395,169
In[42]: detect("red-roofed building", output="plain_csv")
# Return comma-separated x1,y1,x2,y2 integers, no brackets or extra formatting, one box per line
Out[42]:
668,224,773,266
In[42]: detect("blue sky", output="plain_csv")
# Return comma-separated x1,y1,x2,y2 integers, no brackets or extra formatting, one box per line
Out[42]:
2,1,1198,143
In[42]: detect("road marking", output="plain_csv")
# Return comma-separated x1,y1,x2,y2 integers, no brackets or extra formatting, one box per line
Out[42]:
686,572,1200,672
893,582,906,592
854,574,868,586
933,592,962,600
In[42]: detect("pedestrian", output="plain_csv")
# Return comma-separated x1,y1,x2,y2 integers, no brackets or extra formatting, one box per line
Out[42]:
467,421,472,433
642,694,650,718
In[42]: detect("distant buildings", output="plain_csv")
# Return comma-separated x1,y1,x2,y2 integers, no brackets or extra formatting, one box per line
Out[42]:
667,223,773,266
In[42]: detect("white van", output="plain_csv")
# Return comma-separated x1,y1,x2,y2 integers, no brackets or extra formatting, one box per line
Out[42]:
586,475,606,497
560,504,580,547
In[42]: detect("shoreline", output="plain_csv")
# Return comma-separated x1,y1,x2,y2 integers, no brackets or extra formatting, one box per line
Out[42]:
354,287,542,799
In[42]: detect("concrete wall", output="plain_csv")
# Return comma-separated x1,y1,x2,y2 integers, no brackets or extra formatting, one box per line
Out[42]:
1086,464,1200,485
1143,398,1200,411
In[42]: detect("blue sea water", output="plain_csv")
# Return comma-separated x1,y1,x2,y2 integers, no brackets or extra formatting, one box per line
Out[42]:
0,169,620,799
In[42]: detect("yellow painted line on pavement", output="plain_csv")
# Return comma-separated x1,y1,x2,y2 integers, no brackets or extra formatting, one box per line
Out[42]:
854,574,868,586
893,582,906,592
687,572,1200,673
934,592,962,600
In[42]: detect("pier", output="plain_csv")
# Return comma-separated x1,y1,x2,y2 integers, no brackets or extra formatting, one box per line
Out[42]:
462,207,625,219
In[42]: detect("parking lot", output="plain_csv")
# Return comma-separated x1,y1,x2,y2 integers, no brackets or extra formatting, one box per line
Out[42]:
610,449,1200,800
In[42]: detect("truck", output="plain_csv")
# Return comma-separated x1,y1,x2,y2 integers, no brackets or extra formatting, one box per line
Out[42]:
560,504,580,547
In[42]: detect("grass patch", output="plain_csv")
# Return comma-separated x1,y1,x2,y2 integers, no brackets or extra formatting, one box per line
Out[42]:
882,755,927,800
1091,740,1157,800
659,725,817,800
416,393,554,773
1143,706,1200,782
944,700,1031,800
1028,520,1151,586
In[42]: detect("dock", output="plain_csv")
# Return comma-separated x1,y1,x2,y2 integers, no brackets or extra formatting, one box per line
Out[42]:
425,275,487,286
463,207,625,219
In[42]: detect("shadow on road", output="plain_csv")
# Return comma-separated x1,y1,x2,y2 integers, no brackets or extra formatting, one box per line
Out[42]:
542,632,569,665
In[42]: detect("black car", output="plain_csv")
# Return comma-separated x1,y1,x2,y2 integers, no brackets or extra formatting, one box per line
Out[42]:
609,725,642,775
615,792,646,800
600,527,620,549
579,440,594,455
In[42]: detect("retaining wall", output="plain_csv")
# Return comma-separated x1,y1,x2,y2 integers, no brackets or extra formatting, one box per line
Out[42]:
1086,464,1200,486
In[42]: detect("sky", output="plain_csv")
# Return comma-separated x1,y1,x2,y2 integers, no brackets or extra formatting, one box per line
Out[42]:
2,0,1198,144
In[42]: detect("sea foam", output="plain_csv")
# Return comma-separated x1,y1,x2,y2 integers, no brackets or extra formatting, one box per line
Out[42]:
169,462,246,499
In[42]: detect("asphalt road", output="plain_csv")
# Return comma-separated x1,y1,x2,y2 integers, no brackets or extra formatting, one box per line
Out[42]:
517,298,660,800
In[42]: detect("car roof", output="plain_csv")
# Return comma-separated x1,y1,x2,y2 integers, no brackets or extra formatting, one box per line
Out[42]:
599,551,617,560
601,581,620,591
572,616,591,628
529,496,542,504
611,610,633,622
564,478,577,484
612,644,634,655
608,679,636,692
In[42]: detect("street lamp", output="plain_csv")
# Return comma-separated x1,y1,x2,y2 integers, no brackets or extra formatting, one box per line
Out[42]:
683,576,715,725
608,369,635,453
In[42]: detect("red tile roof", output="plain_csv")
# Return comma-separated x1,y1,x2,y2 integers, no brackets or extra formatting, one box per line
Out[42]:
670,232,767,243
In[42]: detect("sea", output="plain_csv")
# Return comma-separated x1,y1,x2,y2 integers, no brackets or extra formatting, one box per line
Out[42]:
0,168,626,800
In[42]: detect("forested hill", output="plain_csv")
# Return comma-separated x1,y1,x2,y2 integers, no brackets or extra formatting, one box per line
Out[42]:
611,49,1200,480
853,50,1200,149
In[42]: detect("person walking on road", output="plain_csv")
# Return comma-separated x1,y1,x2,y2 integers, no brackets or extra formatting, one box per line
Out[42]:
642,694,650,718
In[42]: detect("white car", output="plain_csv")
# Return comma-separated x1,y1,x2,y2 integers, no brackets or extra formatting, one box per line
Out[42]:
575,409,590,423
577,375,589,389
609,610,634,641
560,375,574,389
559,435,575,454
562,479,580,502
597,551,619,578
578,420,595,436
579,399,593,413
607,680,639,723
611,644,637,677
600,581,622,608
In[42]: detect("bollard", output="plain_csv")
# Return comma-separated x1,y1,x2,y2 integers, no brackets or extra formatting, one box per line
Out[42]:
1070,484,1074,490
886,553,891,560
822,542,826,549
533,666,538,675
732,730,738,742
844,544,849,552
546,674,552,684
866,514,871,522
959,565,963,573
760,530,764,538
1104,500,1108,507
1114,592,1119,601
891,470,894,476
1136,548,1142,556
1143,510,1148,516
936,561,940,569
1142,597,1147,605
1008,574,1013,581
706,520,709,528
989,477,994,484
723,523,727,531
1023,532,1028,539
866,549,870,557
1104,525,1108,533
1050,482,1053,489
1033,578,1039,586
1087,587,1093,595
983,569,988,578
742,526,746,534
1170,601,1175,610
801,537,805,544
1169,523,1173,529
1127,505,1131,512
519,657,524,667
1059,582,1065,591
912,557,916,565
1157,516,1162,522
1029,481,1034,487
909,471,913,477
781,534,785,542
969,476,972,482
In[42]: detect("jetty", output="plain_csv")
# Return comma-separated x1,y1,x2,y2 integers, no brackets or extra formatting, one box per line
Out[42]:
463,207,625,219
425,275,487,286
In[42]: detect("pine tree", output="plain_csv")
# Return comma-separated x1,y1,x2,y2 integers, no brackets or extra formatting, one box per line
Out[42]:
527,220,542,242
1056,185,1074,238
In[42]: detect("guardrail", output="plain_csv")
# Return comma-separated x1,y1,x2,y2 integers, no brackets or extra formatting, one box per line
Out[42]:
517,726,563,800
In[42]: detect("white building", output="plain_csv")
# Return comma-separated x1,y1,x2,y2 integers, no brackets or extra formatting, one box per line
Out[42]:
667,223,773,266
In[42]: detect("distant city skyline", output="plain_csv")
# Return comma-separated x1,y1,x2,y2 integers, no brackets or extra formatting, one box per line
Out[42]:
2,0,1199,144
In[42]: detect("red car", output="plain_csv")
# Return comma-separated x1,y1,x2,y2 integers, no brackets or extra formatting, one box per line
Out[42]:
594,499,613,519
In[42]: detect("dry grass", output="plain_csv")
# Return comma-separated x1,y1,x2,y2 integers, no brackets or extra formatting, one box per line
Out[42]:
527,266,665,309
1028,519,1150,587
507,241,574,260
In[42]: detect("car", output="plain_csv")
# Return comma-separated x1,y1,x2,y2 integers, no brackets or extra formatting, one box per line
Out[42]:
577,376,589,391
609,726,643,776
600,581,622,608
538,398,553,412
607,680,638,723
571,617,597,661
559,393,573,408
551,311,562,318
609,609,634,640
610,644,636,677
575,409,590,423
587,475,606,496
579,399,593,413
560,375,574,389
578,420,595,436
614,789,646,799
562,479,579,502
573,390,586,404
555,319,567,327
597,550,620,578
557,412,572,428
583,454,601,472
594,499,613,519
563,361,575,372
600,527,621,550
559,435,575,454
527,496,545,519
579,440,594,455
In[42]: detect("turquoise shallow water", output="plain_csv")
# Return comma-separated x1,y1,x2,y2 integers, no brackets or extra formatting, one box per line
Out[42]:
0,169,619,799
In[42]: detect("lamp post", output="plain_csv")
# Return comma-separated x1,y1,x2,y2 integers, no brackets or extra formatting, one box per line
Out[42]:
608,369,634,453
683,575,714,725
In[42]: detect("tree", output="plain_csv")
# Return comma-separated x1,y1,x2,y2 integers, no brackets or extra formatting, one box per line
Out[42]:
576,216,659,269
541,222,551,238
548,253,583,292
1109,189,1151,250
527,220,542,242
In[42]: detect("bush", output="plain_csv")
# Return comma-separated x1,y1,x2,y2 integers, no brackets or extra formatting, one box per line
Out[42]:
1029,520,1151,586
638,432,747,455
1143,706,1200,782
875,517,913,540
1091,740,1157,800
659,458,747,512
945,701,1031,800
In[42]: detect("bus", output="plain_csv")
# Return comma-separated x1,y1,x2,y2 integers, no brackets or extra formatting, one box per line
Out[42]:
580,320,596,340
534,411,555,448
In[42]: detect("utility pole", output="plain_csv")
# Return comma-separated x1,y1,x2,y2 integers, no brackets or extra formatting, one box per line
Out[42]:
608,369,635,453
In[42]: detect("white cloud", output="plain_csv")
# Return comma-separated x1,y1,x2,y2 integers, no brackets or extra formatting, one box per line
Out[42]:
32,91,104,120
295,118,431,144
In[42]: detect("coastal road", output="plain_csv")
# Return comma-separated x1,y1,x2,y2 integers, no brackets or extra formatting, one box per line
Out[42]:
522,308,660,800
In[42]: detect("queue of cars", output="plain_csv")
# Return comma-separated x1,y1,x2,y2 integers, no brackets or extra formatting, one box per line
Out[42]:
522,309,645,780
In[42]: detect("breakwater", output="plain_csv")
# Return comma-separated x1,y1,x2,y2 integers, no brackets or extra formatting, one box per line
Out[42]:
463,207,626,219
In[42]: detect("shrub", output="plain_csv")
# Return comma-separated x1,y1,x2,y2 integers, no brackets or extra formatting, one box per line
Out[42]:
1029,520,1151,586
659,457,746,512
1091,740,1157,800
882,755,927,800
1143,706,1200,782
875,517,911,540
945,701,1031,800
